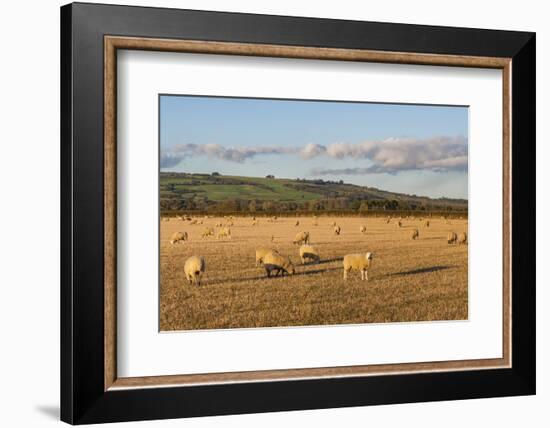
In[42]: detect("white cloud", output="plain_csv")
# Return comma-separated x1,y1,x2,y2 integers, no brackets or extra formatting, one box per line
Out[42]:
161,136,468,174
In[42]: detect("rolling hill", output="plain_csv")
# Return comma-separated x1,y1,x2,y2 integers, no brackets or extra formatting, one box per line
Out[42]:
160,172,467,214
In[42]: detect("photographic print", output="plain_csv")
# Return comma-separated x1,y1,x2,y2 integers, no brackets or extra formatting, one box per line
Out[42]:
159,95,469,331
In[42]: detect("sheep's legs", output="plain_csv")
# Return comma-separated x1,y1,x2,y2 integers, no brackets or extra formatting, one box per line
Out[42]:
343,270,348,280
361,270,364,280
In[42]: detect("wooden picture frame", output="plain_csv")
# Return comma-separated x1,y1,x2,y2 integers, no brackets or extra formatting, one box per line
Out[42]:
61,2,535,424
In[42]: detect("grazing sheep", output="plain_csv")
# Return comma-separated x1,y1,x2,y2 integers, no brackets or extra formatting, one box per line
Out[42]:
183,256,205,286
424,220,430,227
169,231,188,245
201,227,214,239
263,251,295,277
216,227,231,240
343,252,374,281
458,232,468,245
293,231,310,245
360,225,367,234
410,228,419,240
334,225,341,235
447,231,458,244
299,244,320,264
295,220,300,227
255,247,277,266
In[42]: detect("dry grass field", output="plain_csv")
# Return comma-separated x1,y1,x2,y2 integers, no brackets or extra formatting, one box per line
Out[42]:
160,215,468,331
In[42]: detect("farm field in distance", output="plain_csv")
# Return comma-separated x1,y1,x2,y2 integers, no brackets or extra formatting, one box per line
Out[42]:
160,215,468,331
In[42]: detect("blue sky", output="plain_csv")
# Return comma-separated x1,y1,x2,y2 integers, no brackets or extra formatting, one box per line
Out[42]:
160,95,468,199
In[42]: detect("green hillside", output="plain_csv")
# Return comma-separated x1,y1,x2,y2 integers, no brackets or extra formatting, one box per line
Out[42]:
160,172,468,214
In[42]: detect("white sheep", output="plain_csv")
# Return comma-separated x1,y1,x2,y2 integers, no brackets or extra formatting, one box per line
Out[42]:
263,251,295,277
447,231,458,244
255,247,277,266
183,255,205,286
201,227,214,238
170,231,188,244
410,228,419,240
299,244,320,264
343,252,374,281
360,225,367,234
216,227,231,240
293,231,310,245
458,231,468,245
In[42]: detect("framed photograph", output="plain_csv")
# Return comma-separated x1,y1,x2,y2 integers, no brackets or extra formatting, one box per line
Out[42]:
61,2,535,424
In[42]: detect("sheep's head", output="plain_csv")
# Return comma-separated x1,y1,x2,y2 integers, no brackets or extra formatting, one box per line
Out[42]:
366,252,374,261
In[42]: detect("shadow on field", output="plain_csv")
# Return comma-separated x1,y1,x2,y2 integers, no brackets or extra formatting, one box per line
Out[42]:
311,257,343,265
390,265,453,276
203,265,341,285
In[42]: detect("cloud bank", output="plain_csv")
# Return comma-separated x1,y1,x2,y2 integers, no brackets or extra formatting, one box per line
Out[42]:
161,136,467,174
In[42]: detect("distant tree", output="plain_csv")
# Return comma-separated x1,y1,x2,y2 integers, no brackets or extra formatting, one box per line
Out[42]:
266,174,275,179
211,172,220,176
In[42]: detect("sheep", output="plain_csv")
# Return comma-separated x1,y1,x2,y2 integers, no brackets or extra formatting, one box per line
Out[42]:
410,228,419,240
183,255,205,286
360,225,367,234
201,227,214,239
252,219,259,226
216,227,231,240
343,252,374,281
176,215,183,221
386,217,391,224
263,251,295,277
256,247,279,266
334,225,341,235
458,232,468,245
295,220,300,227
397,221,402,228
169,231,188,244
447,231,458,244
293,231,310,245
424,220,430,227
299,244,320,264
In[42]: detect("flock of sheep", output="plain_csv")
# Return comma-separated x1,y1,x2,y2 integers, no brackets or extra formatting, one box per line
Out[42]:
166,214,467,287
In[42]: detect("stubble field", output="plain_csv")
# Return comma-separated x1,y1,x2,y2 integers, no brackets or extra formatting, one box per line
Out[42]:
160,215,468,331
